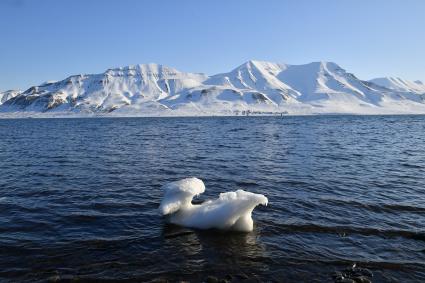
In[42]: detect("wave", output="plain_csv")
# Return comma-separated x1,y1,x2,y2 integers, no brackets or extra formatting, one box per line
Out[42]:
266,222,425,241
319,198,425,214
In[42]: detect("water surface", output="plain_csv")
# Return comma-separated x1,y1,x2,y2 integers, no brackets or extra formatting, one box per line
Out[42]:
0,116,424,282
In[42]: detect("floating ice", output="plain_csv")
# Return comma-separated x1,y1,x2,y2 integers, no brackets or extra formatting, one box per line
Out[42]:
159,177,268,232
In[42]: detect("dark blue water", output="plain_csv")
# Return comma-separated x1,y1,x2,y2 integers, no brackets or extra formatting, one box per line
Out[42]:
0,116,424,283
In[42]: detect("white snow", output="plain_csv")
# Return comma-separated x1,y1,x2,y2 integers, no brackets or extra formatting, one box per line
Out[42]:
159,177,268,232
1,61,425,116
369,77,425,94
0,90,21,105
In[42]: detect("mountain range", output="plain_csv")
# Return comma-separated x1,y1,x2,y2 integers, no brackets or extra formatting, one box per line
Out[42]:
1,61,424,116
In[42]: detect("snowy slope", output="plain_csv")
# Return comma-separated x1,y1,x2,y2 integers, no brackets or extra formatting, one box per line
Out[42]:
1,64,207,113
0,90,21,105
1,61,425,116
204,60,299,104
369,77,425,94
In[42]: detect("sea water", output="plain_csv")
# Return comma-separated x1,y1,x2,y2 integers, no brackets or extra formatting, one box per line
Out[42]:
0,115,424,282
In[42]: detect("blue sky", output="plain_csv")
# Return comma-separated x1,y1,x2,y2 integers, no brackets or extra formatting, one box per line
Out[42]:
0,0,424,91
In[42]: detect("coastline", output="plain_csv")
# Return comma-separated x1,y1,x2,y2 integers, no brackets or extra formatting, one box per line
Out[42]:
2,109,425,119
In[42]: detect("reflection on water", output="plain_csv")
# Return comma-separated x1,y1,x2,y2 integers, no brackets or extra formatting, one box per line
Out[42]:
160,223,268,281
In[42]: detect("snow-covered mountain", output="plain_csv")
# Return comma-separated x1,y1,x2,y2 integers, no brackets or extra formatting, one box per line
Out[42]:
0,90,20,104
1,61,425,116
369,77,425,94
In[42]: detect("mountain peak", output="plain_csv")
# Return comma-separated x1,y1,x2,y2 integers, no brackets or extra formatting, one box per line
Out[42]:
241,59,286,67
245,59,273,66
105,63,180,76
307,61,342,71
232,60,288,76
2,60,425,115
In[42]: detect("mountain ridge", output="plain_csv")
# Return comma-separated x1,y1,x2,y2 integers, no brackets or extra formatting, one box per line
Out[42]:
1,61,425,116
369,77,425,94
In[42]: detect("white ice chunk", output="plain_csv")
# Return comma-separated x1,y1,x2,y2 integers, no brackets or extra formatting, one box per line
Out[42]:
159,177,268,232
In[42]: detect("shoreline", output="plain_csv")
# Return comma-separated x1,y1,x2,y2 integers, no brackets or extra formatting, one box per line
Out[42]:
1,111,425,119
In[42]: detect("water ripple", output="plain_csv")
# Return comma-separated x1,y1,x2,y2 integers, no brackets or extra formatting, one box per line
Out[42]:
0,115,424,282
